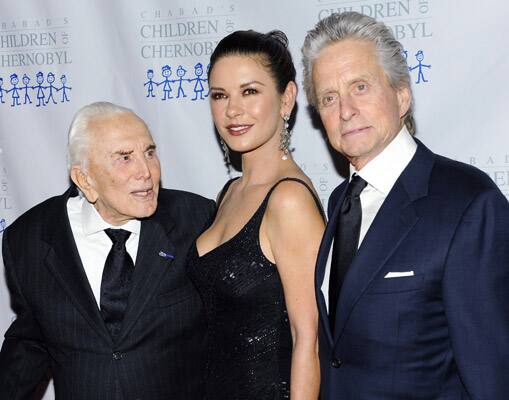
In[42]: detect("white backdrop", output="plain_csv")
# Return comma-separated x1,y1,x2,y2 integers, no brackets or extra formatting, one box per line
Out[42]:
1,1,508,398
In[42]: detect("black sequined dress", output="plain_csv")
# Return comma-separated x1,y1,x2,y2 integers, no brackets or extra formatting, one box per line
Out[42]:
188,178,322,400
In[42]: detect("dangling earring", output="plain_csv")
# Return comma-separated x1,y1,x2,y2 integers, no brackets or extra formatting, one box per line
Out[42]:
220,137,231,175
279,113,291,160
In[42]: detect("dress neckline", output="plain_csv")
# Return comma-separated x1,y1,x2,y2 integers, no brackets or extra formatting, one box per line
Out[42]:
194,176,324,260
194,196,265,259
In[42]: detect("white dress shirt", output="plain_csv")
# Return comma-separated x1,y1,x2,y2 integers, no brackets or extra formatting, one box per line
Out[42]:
67,196,141,307
321,126,417,309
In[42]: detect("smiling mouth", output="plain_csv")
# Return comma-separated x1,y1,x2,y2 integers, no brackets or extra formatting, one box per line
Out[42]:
226,124,253,136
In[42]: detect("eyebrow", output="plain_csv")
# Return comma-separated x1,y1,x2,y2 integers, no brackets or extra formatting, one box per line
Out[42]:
209,80,266,91
348,75,373,85
316,74,374,97
240,80,265,88
316,87,337,99
113,149,133,156
113,144,156,156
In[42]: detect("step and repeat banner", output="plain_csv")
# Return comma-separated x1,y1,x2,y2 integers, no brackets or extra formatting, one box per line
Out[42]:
0,1,508,397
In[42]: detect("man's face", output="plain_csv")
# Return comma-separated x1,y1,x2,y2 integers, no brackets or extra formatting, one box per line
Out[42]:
76,112,161,226
312,38,410,170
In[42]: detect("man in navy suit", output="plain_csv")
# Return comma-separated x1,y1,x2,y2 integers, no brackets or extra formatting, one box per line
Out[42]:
0,102,215,399
302,12,509,399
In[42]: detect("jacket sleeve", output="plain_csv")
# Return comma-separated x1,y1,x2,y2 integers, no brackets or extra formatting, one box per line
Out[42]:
205,198,216,227
0,230,51,399
443,187,509,399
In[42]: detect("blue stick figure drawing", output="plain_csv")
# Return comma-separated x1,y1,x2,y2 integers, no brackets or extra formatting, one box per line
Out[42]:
144,69,157,98
21,74,32,104
0,78,5,104
160,65,173,100
409,50,431,84
0,218,6,234
8,74,21,107
204,63,211,97
58,74,72,102
45,72,58,104
33,72,46,107
174,65,187,98
188,62,207,101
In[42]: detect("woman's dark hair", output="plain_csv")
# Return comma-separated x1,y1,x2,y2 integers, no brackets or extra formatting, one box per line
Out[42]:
208,30,296,94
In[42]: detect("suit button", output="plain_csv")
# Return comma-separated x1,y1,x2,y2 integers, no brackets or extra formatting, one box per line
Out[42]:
112,351,123,360
331,358,341,368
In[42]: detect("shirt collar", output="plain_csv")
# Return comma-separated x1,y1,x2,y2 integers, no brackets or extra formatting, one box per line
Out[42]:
81,197,141,236
350,126,417,195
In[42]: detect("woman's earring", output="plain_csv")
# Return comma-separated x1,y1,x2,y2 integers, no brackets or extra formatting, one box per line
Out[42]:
220,137,231,174
279,114,291,160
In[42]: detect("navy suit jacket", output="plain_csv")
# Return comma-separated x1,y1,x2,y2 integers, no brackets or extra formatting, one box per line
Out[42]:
0,187,215,400
316,140,509,399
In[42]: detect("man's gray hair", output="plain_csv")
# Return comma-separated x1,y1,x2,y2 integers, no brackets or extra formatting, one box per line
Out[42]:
302,11,415,134
67,101,136,170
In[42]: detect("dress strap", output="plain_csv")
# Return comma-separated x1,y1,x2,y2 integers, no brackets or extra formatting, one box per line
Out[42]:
216,176,241,208
262,177,326,221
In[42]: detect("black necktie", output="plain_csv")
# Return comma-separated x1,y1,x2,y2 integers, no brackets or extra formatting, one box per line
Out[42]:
329,174,367,331
100,228,134,339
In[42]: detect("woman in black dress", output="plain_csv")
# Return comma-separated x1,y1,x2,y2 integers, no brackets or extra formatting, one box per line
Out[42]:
188,30,325,399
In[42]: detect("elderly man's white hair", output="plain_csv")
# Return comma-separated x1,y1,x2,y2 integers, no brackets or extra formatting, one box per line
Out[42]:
67,101,140,170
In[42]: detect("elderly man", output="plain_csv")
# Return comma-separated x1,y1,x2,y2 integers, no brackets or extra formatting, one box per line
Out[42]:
302,12,509,399
0,102,215,399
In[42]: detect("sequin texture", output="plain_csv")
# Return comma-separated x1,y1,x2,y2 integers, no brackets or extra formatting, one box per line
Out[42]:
188,180,295,400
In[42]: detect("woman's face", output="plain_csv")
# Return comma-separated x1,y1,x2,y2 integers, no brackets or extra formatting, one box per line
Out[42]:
208,54,291,156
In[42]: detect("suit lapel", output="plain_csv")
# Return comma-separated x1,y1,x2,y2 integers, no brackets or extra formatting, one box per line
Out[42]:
332,182,418,341
115,213,177,344
332,141,434,344
43,187,112,345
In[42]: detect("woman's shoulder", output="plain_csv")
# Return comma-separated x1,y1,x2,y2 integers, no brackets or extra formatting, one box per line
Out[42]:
265,173,322,217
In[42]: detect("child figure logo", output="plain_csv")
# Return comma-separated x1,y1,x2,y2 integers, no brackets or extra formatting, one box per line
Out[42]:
58,74,72,102
160,65,173,100
409,50,431,84
8,74,21,107
22,74,32,104
0,218,6,234
144,69,156,98
45,72,58,105
189,63,207,101
143,63,210,102
0,72,72,108
175,65,187,99
34,72,46,107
